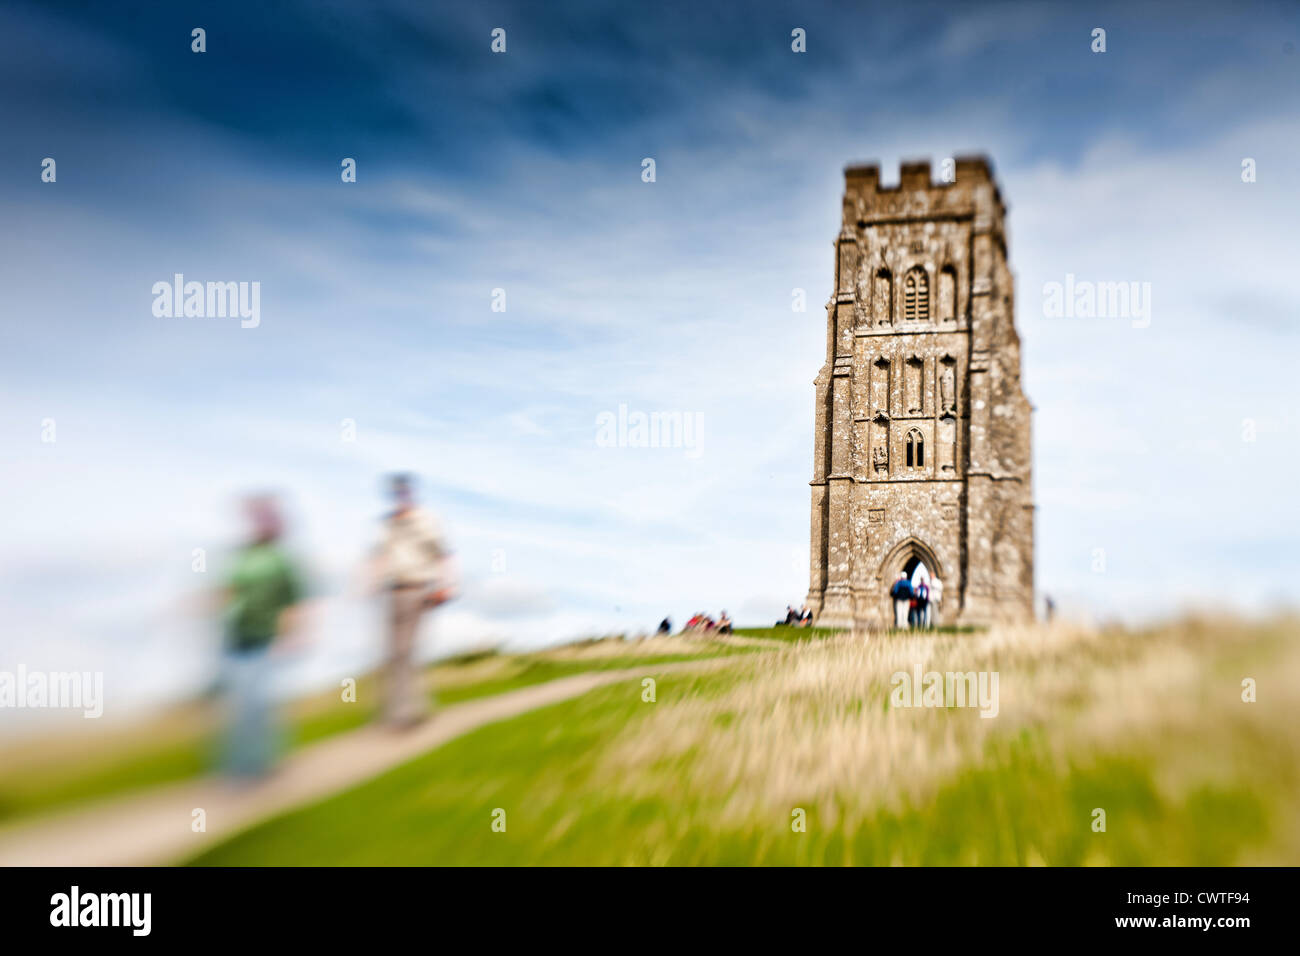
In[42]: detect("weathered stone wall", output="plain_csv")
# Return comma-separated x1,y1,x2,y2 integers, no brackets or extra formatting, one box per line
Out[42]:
807,157,1034,629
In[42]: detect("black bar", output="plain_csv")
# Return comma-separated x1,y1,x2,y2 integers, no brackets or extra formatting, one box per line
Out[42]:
0,866,1280,942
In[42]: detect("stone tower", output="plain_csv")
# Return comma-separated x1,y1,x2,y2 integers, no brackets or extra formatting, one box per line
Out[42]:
806,157,1034,629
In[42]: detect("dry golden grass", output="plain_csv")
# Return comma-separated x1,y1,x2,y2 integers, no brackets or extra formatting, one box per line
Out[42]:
599,616,1300,849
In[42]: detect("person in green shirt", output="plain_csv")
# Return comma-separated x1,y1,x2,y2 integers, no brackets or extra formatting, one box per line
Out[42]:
220,494,306,778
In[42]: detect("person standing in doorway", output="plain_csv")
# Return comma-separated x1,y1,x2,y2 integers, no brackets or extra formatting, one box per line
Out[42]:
370,474,455,729
912,578,929,629
890,572,912,629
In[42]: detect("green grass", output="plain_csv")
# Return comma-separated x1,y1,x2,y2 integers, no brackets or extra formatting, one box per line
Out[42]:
188,617,1300,866
732,625,841,642
0,640,761,824
188,667,1279,866
188,671,732,866
433,645,760,705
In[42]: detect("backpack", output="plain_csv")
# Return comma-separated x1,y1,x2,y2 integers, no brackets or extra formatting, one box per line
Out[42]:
890,579,912,600
916,583,929,602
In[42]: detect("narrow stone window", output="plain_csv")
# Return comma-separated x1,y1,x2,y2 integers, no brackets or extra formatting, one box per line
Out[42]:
938,265,956,321
903,267,929,321
906,428,925,468
874,268,893,325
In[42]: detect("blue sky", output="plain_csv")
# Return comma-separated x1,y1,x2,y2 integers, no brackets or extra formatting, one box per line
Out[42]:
2,0,1297,719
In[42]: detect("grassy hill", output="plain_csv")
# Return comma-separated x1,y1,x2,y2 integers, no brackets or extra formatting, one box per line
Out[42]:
0,633,760,824
188,615,1300,865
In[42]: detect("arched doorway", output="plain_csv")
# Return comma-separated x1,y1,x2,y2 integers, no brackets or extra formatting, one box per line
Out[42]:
903,555,931,589
881,537,945,630
900,556,931,629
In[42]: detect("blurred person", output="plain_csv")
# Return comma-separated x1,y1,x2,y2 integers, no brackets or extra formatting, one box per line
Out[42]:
890,572,912,629
219,494,306,779
657,617,672,635
912,578,930,629
928,575,943,628
717,611,732,634
370,474,455,729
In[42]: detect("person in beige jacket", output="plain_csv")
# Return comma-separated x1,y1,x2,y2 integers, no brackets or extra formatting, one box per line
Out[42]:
370,474,455,728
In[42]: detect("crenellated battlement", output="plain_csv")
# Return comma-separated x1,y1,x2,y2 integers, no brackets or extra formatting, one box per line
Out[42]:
841,156,1004,227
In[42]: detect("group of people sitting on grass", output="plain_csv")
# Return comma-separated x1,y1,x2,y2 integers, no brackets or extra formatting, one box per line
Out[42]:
777,605,814,627
889,572,943,629
681,610,732,634
655,613,734,636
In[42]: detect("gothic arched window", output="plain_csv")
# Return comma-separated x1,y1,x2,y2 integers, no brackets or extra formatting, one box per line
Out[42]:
906,428,925,468
903,267,929,321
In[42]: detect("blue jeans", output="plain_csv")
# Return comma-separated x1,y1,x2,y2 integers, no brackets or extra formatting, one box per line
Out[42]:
221,645,281,778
